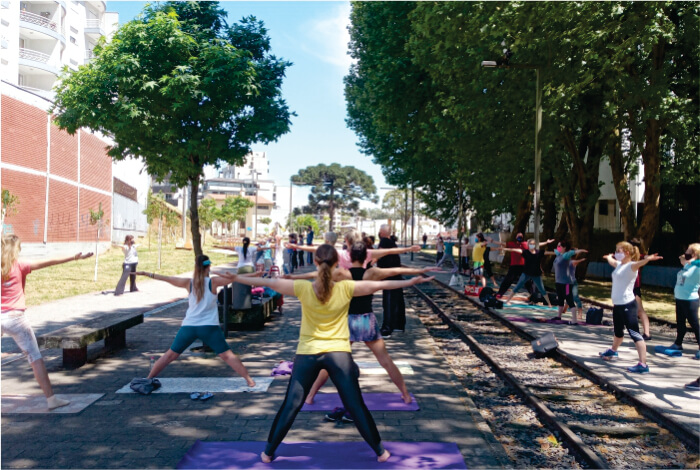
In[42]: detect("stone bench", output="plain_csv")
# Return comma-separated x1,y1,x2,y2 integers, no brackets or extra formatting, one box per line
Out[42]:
218,296,274,331
37,312,144,369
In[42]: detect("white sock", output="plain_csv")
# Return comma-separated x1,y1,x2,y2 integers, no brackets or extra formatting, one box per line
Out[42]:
47,395,70,410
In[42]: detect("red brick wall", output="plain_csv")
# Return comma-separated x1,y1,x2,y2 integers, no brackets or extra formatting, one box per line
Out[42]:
1,95,112,244
1,96,47,172
49,122,78,181
0,169,46,242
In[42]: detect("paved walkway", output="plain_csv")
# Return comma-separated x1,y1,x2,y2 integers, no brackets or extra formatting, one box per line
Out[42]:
403,257,700,439
1,256,508,468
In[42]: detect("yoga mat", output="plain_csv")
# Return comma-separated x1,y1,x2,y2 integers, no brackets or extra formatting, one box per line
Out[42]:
177,441,467,469
356,361,414,375
1,393,104,414
301,393,419,412
503,304,558,311
115,377,273,394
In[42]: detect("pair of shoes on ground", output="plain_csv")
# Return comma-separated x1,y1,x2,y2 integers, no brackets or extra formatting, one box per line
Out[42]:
598,349,649,373
190,392,214,401
324,407,353,423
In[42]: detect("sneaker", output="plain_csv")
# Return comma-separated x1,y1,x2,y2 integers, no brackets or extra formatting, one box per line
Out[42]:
667,343,683,351
340,411,354,423
325,407,346,422
642,334,652,341
393,329,405,332
380,328,392,339
684,379,700,390
695,351,700,360
627,363,650,374
599,349,618,360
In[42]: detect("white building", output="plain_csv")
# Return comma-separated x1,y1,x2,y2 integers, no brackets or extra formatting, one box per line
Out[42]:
1,0,118,100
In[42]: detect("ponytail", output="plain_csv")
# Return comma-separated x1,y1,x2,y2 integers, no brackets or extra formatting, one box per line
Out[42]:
242,237,250,259
193,255,211,302
314,244,339,304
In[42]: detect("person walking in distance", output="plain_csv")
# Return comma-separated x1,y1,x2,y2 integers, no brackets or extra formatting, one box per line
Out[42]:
1,234,93,410
306,226,315,264
114,235,139,296
435,236,445,265
422,233,428,249
134,255,256,386
598,242,662,373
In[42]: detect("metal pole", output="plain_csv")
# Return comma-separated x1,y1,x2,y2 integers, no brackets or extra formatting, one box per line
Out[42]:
254,172,258,239
534,67,542,249
288,179,292,232
411,184,415,260
404,188,408,247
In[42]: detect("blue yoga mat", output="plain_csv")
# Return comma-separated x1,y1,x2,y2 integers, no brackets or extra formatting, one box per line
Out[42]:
177,441,467,469
654,345,683,357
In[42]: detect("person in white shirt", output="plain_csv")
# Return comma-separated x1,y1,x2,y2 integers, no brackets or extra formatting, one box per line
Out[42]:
134,255,255,386
598,241,662,373
115,235,139,296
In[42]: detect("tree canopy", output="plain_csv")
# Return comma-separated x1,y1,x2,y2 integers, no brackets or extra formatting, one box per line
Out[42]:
51,1,293,255
291,163,378,231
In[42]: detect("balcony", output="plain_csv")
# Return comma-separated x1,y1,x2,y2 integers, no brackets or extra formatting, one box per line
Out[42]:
84,18,105,38
19,10,65,43
18,48,60,76
85,49,96,62
18,85,54,100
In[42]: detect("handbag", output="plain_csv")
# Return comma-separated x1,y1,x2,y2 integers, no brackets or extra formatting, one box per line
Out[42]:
129,377,162,395
586,308,604,325
531,332,558,358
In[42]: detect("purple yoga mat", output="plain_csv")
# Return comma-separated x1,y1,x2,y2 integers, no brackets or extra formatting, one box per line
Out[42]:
177,441,467,469
301,393,419,412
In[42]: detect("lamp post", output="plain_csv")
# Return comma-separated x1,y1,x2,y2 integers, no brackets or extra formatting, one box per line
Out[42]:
481,59,542,248
250,169,261,238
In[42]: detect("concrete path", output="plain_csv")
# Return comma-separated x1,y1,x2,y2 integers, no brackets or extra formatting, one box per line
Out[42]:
1,256,508,469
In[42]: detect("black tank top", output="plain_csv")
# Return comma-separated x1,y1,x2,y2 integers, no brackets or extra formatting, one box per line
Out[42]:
348,267,373,315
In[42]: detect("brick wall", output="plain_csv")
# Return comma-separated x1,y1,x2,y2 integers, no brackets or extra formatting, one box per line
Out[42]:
1,95,112,244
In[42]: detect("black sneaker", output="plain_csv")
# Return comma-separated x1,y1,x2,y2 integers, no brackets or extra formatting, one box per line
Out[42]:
642,334,652,341
380,328,392,339
340,411,354,423
324,407,346,422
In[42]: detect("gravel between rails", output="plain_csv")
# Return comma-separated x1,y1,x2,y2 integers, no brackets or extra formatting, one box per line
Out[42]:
405,284,698,469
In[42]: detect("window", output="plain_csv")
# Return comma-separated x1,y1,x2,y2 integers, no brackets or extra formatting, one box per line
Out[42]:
70,26,78,34
70,58,78,65
598,200,610,216
70,36,76,44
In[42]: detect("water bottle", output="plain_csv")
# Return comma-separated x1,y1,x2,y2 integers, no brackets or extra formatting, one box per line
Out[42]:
149,356,155,371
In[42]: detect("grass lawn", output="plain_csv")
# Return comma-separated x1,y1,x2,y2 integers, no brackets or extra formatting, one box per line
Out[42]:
24,240,236,307
420,248,676,323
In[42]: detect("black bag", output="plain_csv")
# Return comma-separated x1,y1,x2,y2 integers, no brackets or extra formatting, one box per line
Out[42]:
478,287,495,303
529,290,545,304
531,332,558,358
129,378,162,395
586,308,604,325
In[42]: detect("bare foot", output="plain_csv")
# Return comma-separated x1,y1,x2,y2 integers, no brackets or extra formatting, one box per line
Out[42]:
47,395,70,410
247,379,257,387
260,451,273,463
305,397,315,405
401,393,412,404
377,450,391,463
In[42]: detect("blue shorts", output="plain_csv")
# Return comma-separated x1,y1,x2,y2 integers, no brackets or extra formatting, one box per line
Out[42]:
170,326,231,355
348,313,381,342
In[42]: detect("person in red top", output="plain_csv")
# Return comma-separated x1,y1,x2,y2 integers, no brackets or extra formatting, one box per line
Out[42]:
495,232,530,297
1,234,93,410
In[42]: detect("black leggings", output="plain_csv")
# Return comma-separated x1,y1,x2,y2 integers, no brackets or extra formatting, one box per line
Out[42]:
613,300,643,342
497,265,525,296
675,298,700,347
265,352,384,458
555,283,575,308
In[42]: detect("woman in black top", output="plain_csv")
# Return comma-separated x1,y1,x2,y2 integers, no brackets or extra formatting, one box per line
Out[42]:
502,238,555,306
288,242,436,405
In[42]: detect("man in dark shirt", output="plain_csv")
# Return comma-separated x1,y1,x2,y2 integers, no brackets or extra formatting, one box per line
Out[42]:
306,226,314,264
377,224,405,338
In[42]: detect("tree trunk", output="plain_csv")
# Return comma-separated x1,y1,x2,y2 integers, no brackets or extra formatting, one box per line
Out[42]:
540,168,558,240
608,127,637,240
328,183,335,232
93,226,100,282
512,185,533,237
635,119,662,251
190,176,202,256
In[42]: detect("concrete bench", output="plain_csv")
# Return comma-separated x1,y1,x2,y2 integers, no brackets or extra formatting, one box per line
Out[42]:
218,296,274,331
37,312,144,369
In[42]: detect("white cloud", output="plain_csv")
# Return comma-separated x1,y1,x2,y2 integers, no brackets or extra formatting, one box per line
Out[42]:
302,3,354,71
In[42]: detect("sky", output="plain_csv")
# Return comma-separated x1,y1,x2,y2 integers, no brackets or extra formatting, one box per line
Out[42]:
106,1,393,209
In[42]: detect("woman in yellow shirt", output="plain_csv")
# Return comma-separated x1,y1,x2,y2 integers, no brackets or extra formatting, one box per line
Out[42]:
224,244,433,464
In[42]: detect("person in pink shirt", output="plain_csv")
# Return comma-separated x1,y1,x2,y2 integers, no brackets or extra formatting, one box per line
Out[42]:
1,234,93,410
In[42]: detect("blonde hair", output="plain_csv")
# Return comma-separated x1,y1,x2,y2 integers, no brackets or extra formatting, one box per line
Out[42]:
1,234,21,281
192,255,210,302
688,243,700,259
344,229,360,247
314,244,338,304
616,241,640,261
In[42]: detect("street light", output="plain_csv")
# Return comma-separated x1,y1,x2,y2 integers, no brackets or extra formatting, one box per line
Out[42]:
482,57,543,248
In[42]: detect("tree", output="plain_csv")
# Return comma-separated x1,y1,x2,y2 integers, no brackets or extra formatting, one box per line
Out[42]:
51,1,292,256
289,214,319,235
219,196,253,236
88,203,108,282
1,188,19,232
382,189,409,234
259,217,272,226
198,198,219,244
291,163,378,231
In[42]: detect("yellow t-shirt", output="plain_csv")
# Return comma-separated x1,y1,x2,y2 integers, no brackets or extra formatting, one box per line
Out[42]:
472,242,487,263
294,279,355,355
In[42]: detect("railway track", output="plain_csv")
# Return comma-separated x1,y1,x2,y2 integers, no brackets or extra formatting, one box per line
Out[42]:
407,277,698,469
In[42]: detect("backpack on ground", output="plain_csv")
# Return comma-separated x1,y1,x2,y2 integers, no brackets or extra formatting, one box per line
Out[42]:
586,307,604,325
478,287,503,309
531,332,558,358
